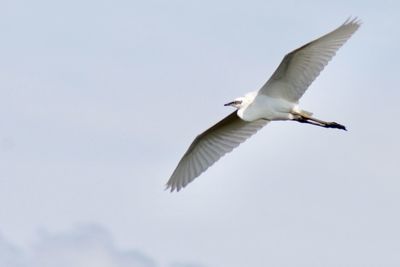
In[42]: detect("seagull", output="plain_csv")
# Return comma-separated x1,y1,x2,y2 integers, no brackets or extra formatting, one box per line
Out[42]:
166,18,361,192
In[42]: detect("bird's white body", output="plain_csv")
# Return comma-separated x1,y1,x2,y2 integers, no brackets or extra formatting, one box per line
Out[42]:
166,18,361,192
238,92,298,121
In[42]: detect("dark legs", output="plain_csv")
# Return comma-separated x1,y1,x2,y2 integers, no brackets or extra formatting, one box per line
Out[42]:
293,114,347,131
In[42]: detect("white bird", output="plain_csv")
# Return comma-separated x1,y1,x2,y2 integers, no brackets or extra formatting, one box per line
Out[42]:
166,18,361,192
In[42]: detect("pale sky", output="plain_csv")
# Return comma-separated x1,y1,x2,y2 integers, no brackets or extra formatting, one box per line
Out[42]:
1,0,400,267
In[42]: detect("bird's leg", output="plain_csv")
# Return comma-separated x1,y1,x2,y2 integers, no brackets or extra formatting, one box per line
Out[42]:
292,112,347,131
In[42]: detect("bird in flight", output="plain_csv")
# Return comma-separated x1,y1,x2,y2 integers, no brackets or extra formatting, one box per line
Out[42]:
166,18,361,192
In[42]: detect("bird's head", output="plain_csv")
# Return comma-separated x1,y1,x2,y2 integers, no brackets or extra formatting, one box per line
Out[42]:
224,97,244,109
224,93,255,109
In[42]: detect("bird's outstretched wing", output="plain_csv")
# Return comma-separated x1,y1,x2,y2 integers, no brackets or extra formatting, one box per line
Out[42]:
166,112,268,192
260,18,361,102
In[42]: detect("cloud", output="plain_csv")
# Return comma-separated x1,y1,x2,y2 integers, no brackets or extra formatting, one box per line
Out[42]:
30,224,156,267
0,235,25,267
0,225,201,267
169,264,205,267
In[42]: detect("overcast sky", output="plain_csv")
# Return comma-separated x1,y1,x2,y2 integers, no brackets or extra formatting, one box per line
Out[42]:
1,0,400,266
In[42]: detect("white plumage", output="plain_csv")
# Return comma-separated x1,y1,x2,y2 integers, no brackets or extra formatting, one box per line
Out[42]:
167,18,361,192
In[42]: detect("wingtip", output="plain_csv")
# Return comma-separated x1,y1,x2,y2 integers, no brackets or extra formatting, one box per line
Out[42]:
165,182,182,193
343,16,363,27
165,184,175,193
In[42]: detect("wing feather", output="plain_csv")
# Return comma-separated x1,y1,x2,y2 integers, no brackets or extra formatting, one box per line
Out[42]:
260,18,361,102
166,111,268,192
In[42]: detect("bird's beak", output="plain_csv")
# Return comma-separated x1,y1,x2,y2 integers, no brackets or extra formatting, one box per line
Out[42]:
224,101,235,106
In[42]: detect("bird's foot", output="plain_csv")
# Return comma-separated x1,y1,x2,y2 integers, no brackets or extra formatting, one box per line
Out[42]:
324,122,347,131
